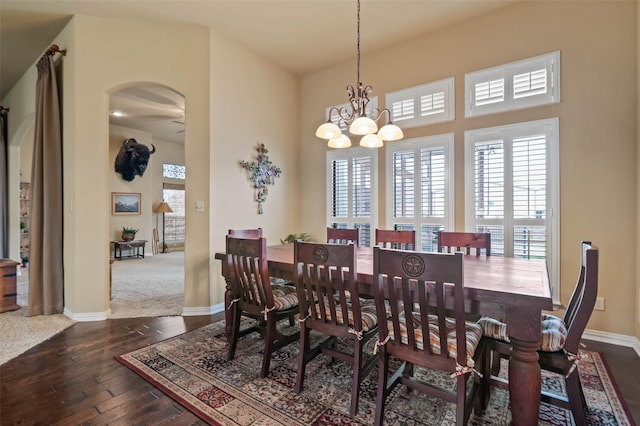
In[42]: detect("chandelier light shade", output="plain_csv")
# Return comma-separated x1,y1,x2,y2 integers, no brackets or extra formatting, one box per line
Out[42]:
316,0,403,149
359,133,383,148
316,122,342,140
328,134,352,149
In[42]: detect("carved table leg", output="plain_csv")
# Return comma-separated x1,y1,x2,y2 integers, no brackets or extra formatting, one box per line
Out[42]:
506,306,542,426
508,337,541,426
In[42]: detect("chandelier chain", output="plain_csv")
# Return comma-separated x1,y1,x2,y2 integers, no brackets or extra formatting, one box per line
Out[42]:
314,0,403,147
356,0,360,86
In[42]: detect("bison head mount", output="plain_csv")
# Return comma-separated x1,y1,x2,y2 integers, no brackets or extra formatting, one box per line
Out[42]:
114,138,156,181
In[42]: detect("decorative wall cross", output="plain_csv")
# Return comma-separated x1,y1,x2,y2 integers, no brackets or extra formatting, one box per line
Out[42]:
240,144,282,214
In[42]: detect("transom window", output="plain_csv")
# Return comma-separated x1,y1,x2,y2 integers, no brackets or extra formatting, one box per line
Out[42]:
386,78,454,128
465,51,560,117
162,163,186,180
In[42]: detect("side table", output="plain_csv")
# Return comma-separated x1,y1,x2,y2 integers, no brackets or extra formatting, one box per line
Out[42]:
112,240,148,260
0,259,21,313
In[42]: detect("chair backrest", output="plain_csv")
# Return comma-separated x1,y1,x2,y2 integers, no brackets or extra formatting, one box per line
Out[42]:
226,236,273,317
375,229,416,251
327,227,359,246
563,241,599,353
294,241,363,333
372,247,467,369
437,231,491,256
228,228,263,238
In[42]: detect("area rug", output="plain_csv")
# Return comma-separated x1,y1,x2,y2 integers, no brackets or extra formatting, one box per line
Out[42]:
116,319,634,426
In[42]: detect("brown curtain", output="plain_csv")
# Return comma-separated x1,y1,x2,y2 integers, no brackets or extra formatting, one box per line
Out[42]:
29,53,64,315
0,108,8,258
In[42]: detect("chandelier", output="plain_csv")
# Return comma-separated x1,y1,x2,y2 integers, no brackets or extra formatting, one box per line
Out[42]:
315,0,403,149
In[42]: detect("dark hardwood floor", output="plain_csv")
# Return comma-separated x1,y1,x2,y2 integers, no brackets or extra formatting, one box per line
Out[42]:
1,314,638,425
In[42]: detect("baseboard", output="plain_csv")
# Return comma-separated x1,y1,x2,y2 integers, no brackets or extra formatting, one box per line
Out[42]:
182,303,225,316
63,303,225,321
582,328,640,357
64,307,109,322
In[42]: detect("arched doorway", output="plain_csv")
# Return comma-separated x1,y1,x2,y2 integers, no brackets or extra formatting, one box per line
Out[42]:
108,83,186,318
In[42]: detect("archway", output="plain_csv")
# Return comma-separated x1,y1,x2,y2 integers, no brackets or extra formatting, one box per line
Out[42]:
107,82,186,318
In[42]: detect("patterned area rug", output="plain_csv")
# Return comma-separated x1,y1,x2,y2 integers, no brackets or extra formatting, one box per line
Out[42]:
116,319,634,425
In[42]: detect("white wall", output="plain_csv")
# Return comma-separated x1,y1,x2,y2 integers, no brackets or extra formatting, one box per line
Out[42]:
208,30,300,306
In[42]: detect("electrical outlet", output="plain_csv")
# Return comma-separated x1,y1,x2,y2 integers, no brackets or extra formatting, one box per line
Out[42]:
594,296,605,311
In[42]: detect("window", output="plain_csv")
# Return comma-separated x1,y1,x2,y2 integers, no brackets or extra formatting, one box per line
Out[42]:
162,184,185,250
386,78,455,128
465,51,560,117
465,118,559,302
386,134,454,252
327,147,378,247
162,163,186,180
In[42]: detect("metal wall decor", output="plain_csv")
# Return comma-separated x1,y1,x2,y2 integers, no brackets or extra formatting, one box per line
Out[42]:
240,144,282,214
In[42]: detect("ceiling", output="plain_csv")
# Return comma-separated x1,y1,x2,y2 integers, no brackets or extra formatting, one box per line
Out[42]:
0,0,521,143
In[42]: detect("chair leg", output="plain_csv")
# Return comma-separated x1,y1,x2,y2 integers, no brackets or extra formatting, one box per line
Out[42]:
566,370,587,426
349,339,363,416
374,350,390,426
455,374,467,426
295,326,311,393
261,315,277,378
227,307,241,361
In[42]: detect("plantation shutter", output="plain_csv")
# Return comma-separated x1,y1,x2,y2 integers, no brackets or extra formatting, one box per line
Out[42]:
387,78,454,129
387,136,453,252
467,120,555,261
328,149,376,247
512,135,547,259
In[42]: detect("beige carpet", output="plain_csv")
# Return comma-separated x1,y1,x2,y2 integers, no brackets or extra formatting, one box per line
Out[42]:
0,251,185,365
0,266,76,365
110,250,184,318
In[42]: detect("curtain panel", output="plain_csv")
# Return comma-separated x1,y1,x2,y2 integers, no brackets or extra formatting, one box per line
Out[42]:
0,108,8,258
29,53,64,315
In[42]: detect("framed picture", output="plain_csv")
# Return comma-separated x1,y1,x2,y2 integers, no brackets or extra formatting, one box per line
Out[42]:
112,192,141,215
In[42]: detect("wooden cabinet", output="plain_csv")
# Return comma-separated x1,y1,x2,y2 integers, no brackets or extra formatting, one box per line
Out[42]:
0,259,21,313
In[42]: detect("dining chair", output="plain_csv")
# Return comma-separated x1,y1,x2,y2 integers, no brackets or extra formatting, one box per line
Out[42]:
226,236,300,378
375,228,416,250
372,247,484,426
437,231,491,256
293,240,378,416
228,227,262,238
478,241,599,425
326,227,359,246
229,228,292,286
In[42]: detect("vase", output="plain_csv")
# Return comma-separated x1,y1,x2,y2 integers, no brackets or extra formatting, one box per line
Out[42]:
122,233,135,241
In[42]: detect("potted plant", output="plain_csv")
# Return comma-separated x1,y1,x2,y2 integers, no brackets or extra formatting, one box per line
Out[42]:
280,233,312,244
122,227,139,241
21,256,28,267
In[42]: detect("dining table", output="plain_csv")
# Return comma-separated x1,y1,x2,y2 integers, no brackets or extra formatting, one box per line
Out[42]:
215,244,552,426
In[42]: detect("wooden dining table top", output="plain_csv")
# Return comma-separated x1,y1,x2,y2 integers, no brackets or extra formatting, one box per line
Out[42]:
222,244,553,311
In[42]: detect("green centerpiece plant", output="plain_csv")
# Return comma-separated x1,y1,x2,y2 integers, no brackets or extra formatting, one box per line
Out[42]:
280,233,312,244
122,227,139,241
